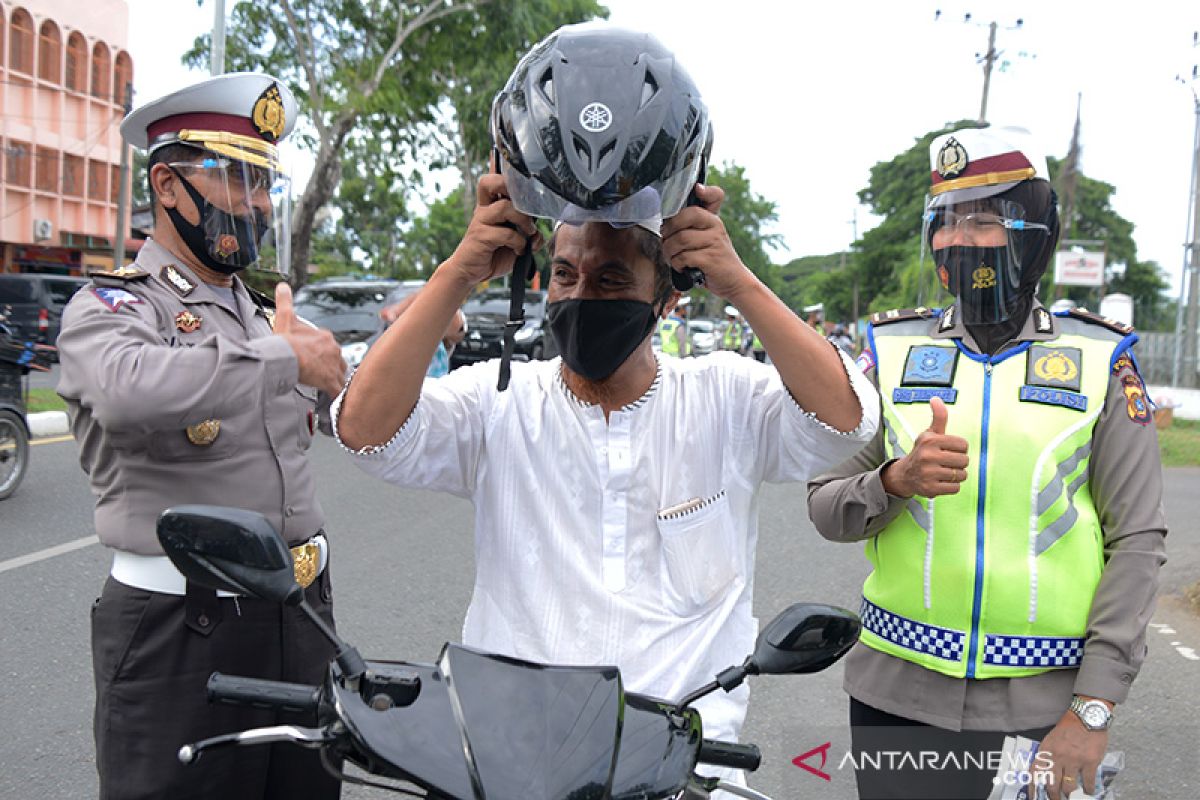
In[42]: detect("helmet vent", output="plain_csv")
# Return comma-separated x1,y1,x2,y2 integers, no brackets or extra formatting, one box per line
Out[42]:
639,74,659,109
596,139,617,171
538,69,555,106
571,133,593,171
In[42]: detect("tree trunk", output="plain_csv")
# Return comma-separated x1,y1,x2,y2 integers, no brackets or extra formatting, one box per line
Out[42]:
289,115,356,288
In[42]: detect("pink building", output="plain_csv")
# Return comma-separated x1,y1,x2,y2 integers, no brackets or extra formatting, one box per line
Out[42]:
0,0,136,276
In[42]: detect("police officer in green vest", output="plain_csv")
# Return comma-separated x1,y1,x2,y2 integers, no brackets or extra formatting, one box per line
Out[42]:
808,125,1167,800
657,296,690,357
721,305,744,352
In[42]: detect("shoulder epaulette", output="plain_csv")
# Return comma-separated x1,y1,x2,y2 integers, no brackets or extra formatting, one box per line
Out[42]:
1065,307,1134,335
246,285,277,310
90,266,150,287
870,307,936,326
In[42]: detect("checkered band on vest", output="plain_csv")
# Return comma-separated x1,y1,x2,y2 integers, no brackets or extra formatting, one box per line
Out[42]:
983,634,1084,668
860,598,966,662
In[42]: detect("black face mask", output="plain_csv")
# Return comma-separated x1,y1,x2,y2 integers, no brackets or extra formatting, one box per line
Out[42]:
165,170,269,275
935,245,1022,327
546,298,659,382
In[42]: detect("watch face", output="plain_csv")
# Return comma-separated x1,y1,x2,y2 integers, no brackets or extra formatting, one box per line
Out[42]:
1082,704,1109,728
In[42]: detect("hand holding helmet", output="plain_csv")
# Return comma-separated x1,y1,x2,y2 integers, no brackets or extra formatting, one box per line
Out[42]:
660,182,754,301
443,173,541,288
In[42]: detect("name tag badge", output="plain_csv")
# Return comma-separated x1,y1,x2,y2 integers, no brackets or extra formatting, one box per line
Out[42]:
893,387,958,404
901,345,959,387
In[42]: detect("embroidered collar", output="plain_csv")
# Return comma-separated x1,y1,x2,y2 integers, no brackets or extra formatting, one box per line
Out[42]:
556,356,663,412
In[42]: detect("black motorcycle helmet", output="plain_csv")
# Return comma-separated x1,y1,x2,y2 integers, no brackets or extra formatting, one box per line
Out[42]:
491,24,712,226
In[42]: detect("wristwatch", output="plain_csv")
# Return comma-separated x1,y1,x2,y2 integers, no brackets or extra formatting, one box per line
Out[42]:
1069,696,1113,731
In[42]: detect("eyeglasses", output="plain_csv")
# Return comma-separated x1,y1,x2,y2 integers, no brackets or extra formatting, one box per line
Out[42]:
924,209,1049,235
167,158,279,194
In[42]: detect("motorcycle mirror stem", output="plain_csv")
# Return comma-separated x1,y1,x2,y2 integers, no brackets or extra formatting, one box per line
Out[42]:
676,603,861,709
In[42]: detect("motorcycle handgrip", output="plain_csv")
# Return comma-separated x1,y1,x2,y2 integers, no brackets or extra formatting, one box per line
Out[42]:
698,739,762,772
207,673,321,714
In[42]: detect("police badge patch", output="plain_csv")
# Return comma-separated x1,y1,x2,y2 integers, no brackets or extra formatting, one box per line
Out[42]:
92,286,142,312
1113,353,1152,425
1025,346,1082,392
901,345,959,386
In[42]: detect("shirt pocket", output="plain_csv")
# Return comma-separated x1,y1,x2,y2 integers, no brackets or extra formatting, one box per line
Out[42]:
146,413,243,462
656,490,741,617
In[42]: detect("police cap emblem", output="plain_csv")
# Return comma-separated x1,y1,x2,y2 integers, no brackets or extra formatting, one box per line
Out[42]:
936,137,969,180
252,83,287,142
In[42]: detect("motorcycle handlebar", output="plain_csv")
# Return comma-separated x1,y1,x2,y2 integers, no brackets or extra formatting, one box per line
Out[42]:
207,673,322,715
697,739,762,772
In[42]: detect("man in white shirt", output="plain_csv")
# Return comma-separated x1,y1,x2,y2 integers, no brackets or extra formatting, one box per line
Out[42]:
334,22,879,786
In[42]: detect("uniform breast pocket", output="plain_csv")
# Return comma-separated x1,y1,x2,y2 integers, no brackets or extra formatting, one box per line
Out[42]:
147,416,242,462
656,490,742,617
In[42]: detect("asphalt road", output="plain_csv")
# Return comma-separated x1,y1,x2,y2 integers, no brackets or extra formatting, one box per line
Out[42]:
2,436,1198,799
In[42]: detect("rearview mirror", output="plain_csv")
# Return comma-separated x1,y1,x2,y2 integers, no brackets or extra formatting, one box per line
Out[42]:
752,603,860,675
156,505,303,605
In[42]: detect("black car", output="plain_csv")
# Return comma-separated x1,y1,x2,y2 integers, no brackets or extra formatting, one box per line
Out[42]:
293,279,399,367
0,273,90,351
451,288,551,369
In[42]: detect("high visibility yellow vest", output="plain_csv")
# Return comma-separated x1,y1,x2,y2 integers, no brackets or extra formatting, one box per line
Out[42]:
659,318,682,357
722,321,742,349
860,310,1133,679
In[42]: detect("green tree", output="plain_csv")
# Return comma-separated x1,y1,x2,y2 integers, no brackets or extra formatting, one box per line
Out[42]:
394,186,471,277
706,161,784,291
186,0,603,285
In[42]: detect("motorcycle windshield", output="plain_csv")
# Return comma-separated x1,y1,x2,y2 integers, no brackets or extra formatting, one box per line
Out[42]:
441,644,622,800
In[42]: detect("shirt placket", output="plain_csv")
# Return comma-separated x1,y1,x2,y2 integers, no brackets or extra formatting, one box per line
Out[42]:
598,410,633,592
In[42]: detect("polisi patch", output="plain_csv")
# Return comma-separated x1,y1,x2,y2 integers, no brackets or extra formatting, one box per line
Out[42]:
901,345,958,386
1018,386,1087,412
1026,346,1082,392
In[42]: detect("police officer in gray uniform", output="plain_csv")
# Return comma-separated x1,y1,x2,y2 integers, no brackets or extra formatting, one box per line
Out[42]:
57,72,346,799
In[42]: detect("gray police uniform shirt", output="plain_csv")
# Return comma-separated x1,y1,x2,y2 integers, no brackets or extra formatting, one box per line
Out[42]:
57,239,323,555
807,302,1168,732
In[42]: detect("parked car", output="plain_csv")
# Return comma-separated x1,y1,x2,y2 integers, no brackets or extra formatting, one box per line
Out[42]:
293,278,399,367
0,273,90,354
451,288,550,369
688,318,717,356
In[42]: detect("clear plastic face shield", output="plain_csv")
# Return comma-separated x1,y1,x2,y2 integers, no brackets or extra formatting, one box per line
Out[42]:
163,133,292,276
918,192,1050,326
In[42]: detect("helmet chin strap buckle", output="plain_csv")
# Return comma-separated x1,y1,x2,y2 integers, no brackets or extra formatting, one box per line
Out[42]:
671,267,705,291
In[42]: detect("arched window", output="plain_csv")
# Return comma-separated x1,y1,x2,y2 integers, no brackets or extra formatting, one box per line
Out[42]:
38,19,61,83
91,41,110,101
113,51,133,109
65,32,86,91
9,8,35,74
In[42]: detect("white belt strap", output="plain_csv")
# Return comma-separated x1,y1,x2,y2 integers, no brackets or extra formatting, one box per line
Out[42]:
111,534,328,596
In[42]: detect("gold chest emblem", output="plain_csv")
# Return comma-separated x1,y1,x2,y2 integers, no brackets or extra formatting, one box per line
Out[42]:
1034,351,1079,383
175,311,202,333
185,419,221,446
252,83,286,142
972,266,997,290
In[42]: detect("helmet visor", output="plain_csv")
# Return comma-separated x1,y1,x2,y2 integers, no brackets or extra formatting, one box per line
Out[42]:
168,152,292,276
500,155,700,226
919,196,1051,325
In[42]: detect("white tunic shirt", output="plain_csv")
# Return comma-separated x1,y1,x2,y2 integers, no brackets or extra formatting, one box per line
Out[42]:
333,351,878,742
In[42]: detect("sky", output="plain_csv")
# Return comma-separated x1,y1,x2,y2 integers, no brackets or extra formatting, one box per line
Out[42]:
125,0,1200,297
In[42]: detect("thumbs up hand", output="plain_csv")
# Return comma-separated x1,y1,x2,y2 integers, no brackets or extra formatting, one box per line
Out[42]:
881,396,971,499
274,282,346,396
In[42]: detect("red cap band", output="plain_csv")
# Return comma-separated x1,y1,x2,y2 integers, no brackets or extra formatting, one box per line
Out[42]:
931,151,1032,187
147,112,263,143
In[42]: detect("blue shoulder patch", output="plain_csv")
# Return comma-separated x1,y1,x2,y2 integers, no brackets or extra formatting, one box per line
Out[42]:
92,286,142,312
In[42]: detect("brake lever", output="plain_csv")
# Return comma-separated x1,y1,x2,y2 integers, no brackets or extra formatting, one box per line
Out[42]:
178,724,337,764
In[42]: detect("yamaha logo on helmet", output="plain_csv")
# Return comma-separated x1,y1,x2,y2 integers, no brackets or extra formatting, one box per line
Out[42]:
580,102,613,133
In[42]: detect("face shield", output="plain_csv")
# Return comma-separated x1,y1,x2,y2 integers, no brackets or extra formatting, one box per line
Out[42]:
918,193,1051,326
162,132,292,276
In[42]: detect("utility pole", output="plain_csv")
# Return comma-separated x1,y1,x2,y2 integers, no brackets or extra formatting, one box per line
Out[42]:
112,83,134,270
933,11,1028,125
1175,32,1199,388
211,0,227,76
978,21,998,124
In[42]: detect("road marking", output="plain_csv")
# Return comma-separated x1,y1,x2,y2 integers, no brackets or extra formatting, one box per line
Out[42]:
0,535,98,575
1150,622,1200,662
31,434,74,446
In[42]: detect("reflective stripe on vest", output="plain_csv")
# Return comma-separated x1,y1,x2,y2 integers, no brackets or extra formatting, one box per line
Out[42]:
860,312,1129,679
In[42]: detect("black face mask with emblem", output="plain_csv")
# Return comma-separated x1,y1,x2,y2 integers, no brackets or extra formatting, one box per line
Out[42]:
935,245,1022,328
165,170,269,275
